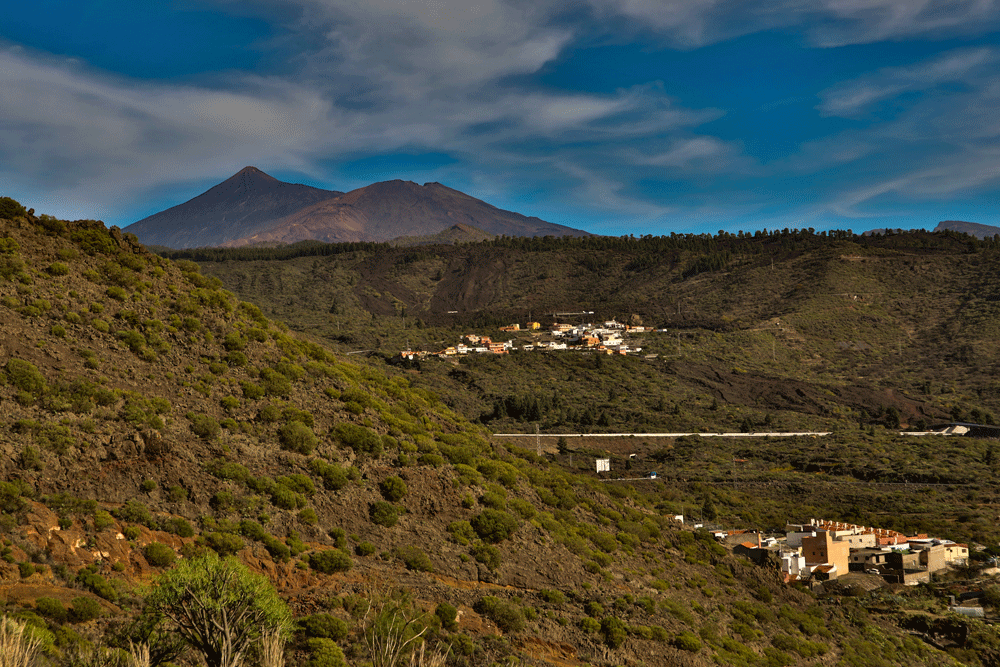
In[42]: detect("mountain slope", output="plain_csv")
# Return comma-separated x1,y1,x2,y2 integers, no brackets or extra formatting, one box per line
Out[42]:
225,180,590,246
129,170,590,249
935,219,1000,238
125,167,343,248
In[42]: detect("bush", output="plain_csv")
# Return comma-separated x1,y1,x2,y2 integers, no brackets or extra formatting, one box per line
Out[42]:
310,459,349,491
0,197,28,220
35,597,68,622
470,542,502,570
369,501,400,528
394,545,433,572
163,517,195,537
540,589,565,605
447,520,476,545
379,476,407,502
298,508,318,525
204,532,245,557
334,423,382,456
356,541,375,556
436,602,459,631
474,596,525,633
188,413,221,440
306,638,347,667
602,617,628,649
310,549,352,574
300,614,349,641
674,631,702,652
144,542,176,567
279,422,317,455
70,596,102,622
470,509,518,543
5,359,46,396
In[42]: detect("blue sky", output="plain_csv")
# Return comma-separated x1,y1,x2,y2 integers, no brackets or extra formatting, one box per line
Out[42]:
2,0,999,236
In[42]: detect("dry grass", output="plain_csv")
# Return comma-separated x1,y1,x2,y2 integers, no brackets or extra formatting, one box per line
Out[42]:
126,641,150,667
0,616,43,667
259,628,285,667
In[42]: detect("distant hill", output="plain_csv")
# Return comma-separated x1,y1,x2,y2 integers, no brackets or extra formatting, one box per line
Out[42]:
128,169,590,249
125,167,343,248
934,220,1000,239
389,223,495,246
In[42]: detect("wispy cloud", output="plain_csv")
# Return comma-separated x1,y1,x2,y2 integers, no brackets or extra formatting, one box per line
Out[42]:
818,47,997,116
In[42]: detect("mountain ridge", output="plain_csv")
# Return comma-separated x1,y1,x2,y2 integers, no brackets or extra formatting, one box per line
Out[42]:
127,169,590,249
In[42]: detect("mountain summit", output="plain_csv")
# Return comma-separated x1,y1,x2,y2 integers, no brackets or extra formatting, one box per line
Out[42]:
127,169,589,248
126,167,343,249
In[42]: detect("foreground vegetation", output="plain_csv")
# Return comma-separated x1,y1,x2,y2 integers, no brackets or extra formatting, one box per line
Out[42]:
1,196,1000,665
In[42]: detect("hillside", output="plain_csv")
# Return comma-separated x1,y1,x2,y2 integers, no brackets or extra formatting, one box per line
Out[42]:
168,231,1000,550
2,200,999,666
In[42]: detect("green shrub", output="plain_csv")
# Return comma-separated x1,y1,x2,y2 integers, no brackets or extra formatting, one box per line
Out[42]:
470,509,518,543
240,381,265,400
140,479,157,493
334,423,382,456
379,476,407,502
188,413,220,440
143,542,176,567
540,589,565,605
369,501,400,528
310,549,353,574
309,459,349,491
436,602,459,631
298,508,318,525
674,631,702,652
113,499,154,527
93,510,114,531
300,614,349,641
470,542,501,570
163,517,194,537
77,569,117,601
394,545,433,572
70,596,102,622
5,359,46,396
204,531,245,557
580,617,600,633
602,617,628,649
35,597,68,622
356,541,375,556
0,197,28,220
306,638,347,667
447,520,476,545
474,596,525,633
279,422,317,455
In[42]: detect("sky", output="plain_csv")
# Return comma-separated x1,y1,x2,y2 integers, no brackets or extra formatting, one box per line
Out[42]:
1,0,999,237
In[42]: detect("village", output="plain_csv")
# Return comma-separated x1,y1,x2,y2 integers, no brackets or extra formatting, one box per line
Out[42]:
711,518,987,611
398,319,651,360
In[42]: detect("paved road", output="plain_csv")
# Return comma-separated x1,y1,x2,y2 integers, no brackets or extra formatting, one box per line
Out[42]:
493,431,831,438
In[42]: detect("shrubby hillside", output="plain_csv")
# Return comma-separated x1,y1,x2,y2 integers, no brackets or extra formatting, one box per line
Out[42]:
0,197,995,666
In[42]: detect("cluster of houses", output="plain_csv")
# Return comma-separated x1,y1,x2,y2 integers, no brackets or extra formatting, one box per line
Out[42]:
398,320,647,360
722,519,970,586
